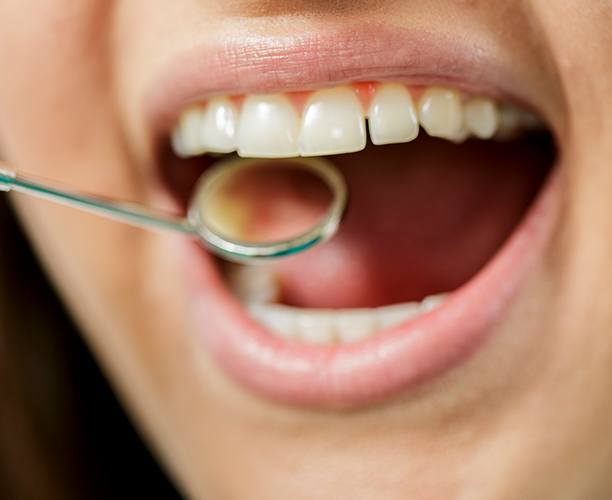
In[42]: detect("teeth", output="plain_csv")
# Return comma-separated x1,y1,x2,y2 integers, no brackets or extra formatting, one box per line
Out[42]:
296,312,336,344
175,106,207,157
464,98,500,140
368,84,419,145
376,302,421,329
335,309,377,343
172,85,543,158
418,87,464,140
245,296,448,345
299,87,367,156
200,98,239,153
248,304,296,340
238,94,300,158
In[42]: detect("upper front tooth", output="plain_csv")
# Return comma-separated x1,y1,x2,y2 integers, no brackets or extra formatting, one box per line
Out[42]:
418,88,464,140
200,98,239,153
368,84,420,145
237,94,300,158
299,87,367,156
464,98,500,140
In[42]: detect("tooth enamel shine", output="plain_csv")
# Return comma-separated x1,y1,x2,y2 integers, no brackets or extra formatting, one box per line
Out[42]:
238,95,300,158
369,84,420,145
171,84,542,159
200,97,239,153
418,87,464,140
299,87,367,156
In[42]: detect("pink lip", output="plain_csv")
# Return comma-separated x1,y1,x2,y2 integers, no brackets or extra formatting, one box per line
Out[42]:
183,170,560,408
147,28,561,408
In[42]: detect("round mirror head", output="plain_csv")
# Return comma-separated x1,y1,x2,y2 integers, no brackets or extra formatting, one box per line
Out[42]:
188,157,348,262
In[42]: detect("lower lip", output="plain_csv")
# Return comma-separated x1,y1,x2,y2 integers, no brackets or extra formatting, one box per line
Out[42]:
183,169,561,408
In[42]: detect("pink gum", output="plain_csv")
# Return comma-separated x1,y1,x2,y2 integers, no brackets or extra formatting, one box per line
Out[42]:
226,82,430,116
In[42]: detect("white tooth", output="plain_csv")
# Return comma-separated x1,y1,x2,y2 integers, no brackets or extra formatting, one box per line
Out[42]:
171,127,189,158
237,94,300,158
368,84,419,145
448,122,471,144
299,87,367,156
249,304,297,340
296,311,336,344
464,98,500,140
176,106,207,156
336,309,377,343
226,264,280,304
377,303,421,330
418,88,464,140
199,98,238,153
421,294,448,313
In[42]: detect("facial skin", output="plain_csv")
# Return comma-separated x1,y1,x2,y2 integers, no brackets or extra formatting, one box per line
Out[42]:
1,1,612,499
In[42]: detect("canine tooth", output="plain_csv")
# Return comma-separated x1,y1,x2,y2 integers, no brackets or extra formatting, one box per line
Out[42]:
249,304,297,339
176,106,207,156
465,98,500,139
237,94,300,158
336,309,377,343
226,264,280,304
296,312,336,344
200,98,238,153
299,87,367,156
368,84,419,145
377,303,421,330
418,88,464,140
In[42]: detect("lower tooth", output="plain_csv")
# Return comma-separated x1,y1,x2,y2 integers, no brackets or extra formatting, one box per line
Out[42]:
244,295,448,345
377,303,421,329
248,304,296,339
296,312,336,344
229,264,450,344
421,294,447,312
335,309,376,343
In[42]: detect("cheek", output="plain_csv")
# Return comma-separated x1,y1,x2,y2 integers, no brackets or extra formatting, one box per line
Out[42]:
0,1,147,309
0,1,115,177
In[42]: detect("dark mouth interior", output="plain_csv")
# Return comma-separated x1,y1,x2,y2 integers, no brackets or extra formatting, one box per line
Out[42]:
160,129,556,309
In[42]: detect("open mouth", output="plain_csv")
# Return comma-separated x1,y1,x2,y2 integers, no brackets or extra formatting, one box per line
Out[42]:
147,35,560,408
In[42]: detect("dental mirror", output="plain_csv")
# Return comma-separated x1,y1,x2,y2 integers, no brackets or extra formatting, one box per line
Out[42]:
0,157,347,262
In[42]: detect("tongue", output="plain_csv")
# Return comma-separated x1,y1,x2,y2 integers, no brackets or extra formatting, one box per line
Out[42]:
263,136,552,309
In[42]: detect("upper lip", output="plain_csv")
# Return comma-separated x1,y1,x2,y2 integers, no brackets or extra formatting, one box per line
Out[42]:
144,24,535,145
